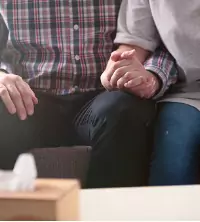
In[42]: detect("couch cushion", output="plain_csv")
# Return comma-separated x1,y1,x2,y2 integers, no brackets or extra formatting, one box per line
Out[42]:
30,146,91,188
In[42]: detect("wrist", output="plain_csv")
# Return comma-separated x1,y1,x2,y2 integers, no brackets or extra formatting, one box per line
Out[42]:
117,44,135,53
148,71,162,95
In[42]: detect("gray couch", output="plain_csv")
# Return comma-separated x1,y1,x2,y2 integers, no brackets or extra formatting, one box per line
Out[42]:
30,146,91,188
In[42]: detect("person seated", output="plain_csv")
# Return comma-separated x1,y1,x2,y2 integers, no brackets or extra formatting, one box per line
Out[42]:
0,0,176,188
104,0,200,186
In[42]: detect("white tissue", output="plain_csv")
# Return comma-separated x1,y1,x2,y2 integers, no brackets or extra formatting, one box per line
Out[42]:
0,154,37,192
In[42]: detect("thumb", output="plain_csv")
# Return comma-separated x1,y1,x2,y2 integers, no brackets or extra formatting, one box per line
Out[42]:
121,49,136,60
122,49,144,70
110,51,122,62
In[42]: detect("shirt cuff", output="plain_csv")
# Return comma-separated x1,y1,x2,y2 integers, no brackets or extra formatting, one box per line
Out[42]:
145,65,168,100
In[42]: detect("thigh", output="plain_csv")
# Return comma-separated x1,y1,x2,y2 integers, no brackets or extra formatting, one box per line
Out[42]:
0,90,100,170
75,90,156,187
75,90,156,145
150,102,200,185
0,100,40,169
32,90,101,148
0,92,72,169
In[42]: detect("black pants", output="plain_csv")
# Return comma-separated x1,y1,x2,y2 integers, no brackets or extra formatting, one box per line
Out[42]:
0,90,155,188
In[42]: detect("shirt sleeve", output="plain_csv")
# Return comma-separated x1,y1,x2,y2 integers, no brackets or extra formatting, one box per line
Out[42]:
114,0,160,52
144,45,178,99
0,14,10,73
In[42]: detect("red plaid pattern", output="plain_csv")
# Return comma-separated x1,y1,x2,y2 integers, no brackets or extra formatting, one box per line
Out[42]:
0,0,121,94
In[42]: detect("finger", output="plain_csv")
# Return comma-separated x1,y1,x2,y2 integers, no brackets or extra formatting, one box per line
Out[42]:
125,71,148,84
107,59,132,83
121,49,144,71
6,84,27,120
128,84,155,98
124,76,146,88
110,51,122,62
125,82,148,93
116,72,134,89
0,84,16,114
21,81,38,104
128,80,153,91
16,81,36,116
101,73,112,90
32,96,38,105
121,50,136,60
134,78,157,98
117,76,129,89
117,70,148,89
110,63,135,87
104,81,112,91
127,88,148,98
105,59,133,85
23,82,38,105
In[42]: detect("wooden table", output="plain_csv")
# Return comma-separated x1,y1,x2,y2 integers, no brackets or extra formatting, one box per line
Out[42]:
81,185,200,220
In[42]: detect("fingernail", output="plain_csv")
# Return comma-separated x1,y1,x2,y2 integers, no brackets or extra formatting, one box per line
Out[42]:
28,109,34,116
11,108,16,114
140,93,144,98
20,113,26,120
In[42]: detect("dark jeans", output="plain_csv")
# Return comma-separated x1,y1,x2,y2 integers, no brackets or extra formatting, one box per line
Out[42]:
150,102,200,186
0,90,155,188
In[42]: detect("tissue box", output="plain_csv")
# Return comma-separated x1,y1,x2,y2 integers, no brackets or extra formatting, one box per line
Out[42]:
0,179,80,221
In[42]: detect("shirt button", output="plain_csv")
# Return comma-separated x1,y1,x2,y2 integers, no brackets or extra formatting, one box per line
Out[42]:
75,55,80,61
74,24,79,30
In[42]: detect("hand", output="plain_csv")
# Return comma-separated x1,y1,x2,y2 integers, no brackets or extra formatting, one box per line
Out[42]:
111,50,160,98
101,51,130,90
124,71,160,98
0,72,38,120
101,51,121,90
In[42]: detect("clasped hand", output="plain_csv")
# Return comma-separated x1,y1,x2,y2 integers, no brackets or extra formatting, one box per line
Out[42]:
101,50,160,98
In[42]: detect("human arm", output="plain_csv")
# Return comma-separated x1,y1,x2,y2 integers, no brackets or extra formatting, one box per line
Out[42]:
101,0,160,90
0,14,38,120
112,45,178,99
144,45,178,99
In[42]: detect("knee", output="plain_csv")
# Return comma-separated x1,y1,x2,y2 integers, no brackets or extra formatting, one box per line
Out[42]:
93,91,133,119
91,91,155,124
75,91,155,145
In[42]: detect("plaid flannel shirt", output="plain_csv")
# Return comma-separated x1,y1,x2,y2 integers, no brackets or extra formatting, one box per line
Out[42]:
0,0,177,97
145,45,178,99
